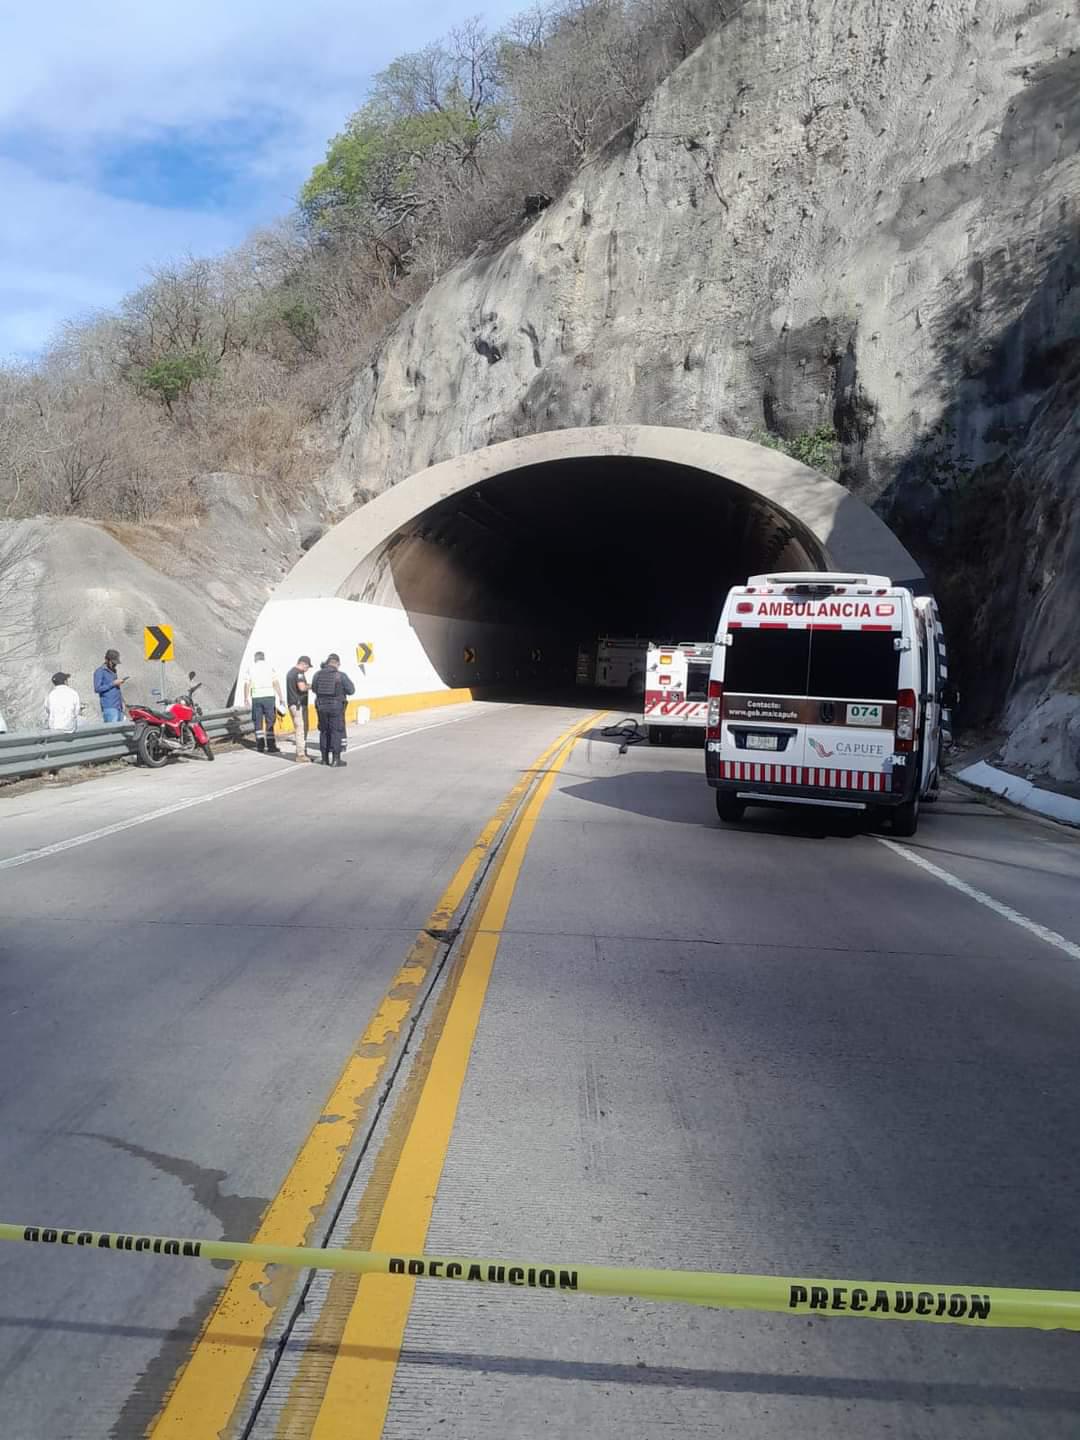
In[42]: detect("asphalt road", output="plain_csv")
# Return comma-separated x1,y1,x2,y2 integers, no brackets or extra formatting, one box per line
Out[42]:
1,702,1078,1438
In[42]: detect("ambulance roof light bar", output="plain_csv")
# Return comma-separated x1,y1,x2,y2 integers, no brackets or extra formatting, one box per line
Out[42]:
748,571,894,588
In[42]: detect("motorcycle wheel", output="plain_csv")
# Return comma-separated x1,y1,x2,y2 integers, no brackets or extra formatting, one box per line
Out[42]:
201,740,215,761
136,725,169,768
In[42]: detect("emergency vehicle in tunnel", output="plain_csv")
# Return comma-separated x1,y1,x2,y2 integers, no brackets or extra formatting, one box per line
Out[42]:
705,573,948,835
643,641,713,743
576,636,649,692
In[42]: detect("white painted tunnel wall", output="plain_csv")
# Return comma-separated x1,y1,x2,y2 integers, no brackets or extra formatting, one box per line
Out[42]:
238,597,569,705
238,598,446,707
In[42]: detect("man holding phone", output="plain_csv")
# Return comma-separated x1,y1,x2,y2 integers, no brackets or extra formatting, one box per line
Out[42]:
93,648,128,723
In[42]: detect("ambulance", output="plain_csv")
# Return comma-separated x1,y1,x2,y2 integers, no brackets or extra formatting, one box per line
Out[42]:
643,642,714,743
705,573,949,835
576,636,648,692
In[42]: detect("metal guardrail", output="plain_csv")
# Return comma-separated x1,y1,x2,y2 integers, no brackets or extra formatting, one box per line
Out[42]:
0,709,251,782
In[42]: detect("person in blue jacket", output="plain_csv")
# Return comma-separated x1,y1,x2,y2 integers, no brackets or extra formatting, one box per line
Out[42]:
93,648,128,722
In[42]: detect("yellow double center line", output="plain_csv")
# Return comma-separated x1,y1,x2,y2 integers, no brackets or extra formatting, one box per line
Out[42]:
148,712,600,1439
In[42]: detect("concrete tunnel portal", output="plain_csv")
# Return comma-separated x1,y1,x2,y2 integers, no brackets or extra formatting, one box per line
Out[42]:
244,426,924,704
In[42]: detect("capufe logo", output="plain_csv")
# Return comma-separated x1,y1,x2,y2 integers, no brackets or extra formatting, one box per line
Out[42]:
754,600,895,619
835,739,887,757
808,737,834,759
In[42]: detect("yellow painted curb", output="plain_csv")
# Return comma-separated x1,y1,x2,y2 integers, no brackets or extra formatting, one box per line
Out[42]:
273,689,477,733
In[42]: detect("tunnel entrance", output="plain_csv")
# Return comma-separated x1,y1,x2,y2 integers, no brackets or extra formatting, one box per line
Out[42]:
251,425,923,703
363,457,825,661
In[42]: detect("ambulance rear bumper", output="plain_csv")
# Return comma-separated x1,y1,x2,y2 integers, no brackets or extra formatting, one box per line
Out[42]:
736,790,867,810
711,779,912,810
647,715,706,729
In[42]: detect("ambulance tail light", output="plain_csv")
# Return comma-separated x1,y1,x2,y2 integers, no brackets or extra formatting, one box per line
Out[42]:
896,689,916,751
706,680,723,739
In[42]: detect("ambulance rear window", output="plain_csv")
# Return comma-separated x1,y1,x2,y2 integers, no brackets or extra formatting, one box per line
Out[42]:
725,628,899,698
725,631,810,694
686,662,710,701
807,632,899,699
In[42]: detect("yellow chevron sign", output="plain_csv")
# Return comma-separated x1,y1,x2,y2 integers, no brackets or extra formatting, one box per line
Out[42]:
144,625,174,662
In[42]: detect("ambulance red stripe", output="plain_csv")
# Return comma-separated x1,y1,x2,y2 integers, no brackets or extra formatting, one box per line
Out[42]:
718,762,887,791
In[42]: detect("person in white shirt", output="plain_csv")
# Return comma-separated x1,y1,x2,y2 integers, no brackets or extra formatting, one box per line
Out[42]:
243,651,283,754
44,672,82,732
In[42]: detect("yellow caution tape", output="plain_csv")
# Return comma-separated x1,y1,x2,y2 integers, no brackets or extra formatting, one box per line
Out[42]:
2,1222,1078,1330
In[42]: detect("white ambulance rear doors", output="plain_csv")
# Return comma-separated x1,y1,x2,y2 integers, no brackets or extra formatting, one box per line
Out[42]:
717,587,906,800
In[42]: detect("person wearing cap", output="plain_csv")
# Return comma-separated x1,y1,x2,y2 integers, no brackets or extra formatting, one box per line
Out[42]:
44,672,82,732
93,648,127,723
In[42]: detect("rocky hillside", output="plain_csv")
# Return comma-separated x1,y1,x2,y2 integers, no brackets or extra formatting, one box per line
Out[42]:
0,477,321,726
331,0,1078,771
4,0,1076,779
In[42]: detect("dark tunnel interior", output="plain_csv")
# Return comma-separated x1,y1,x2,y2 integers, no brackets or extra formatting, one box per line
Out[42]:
384,458,823,634
352,457,829,690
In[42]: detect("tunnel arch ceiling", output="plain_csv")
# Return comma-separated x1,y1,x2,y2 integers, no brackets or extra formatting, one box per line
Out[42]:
247,426,924,699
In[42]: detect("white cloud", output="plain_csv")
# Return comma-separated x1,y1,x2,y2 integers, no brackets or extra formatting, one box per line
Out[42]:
0,157,243,358
1,0,465,141
1,0,527,355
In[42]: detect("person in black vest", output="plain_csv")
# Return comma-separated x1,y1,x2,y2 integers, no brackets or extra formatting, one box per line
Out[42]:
311,653,355,766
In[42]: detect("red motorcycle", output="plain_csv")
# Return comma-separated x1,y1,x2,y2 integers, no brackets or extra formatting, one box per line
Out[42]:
130,671,214,767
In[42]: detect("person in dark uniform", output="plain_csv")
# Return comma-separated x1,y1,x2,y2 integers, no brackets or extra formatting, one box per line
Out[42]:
311,653,355,766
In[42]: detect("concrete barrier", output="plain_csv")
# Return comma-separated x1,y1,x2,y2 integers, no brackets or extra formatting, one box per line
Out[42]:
955,760,1080,828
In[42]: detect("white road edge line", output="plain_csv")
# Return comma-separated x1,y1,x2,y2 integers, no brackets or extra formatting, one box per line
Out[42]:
0,712,482,874
875,835,1080,962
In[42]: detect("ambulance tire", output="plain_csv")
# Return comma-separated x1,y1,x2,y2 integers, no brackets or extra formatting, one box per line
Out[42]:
715,791,745,823
891,795,920,837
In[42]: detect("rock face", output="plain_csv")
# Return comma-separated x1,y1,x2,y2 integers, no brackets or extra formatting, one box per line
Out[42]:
0,476,314,728
332,0,1079,768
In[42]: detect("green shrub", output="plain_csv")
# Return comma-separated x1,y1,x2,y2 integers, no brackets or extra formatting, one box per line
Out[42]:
752,424,840,479
278,299,320,354
135,350,216,409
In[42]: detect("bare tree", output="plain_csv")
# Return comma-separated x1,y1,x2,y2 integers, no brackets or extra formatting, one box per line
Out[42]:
0,0,730,537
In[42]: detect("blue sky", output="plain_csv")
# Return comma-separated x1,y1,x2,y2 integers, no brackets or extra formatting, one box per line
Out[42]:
0,0,525,359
